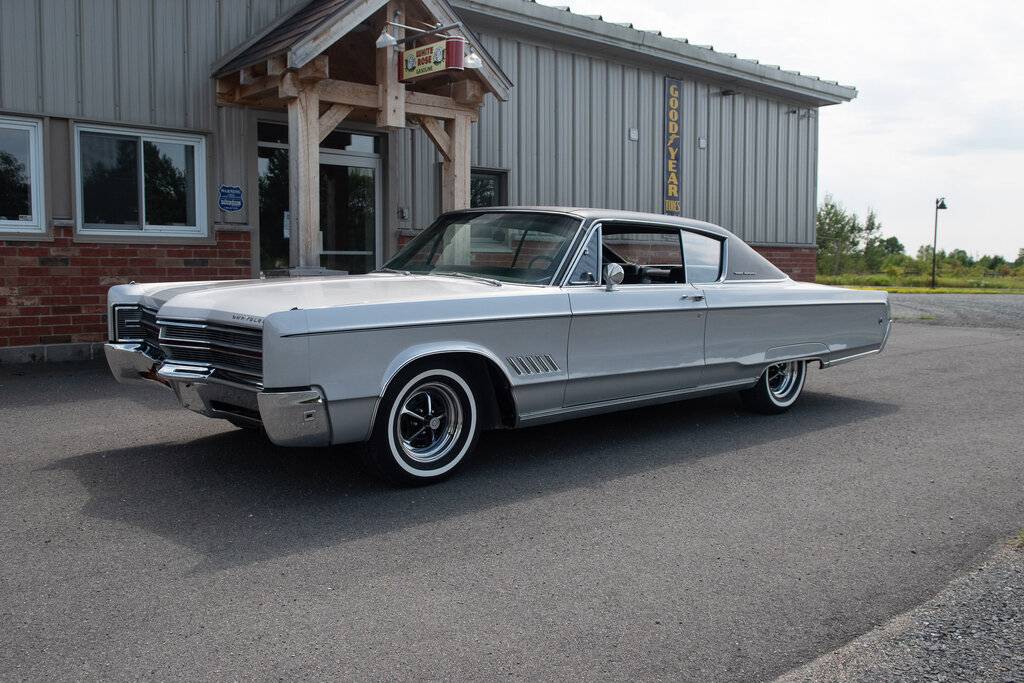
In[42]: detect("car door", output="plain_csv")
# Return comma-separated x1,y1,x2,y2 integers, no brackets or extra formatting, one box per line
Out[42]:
563,222,708,406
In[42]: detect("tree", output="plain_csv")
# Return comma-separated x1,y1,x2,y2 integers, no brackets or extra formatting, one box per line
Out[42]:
860,210,888,272
816,195,861,275
0,151,31,221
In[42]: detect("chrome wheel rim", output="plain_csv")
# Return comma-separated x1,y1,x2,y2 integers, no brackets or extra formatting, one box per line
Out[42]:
767,361,800,399
394,381,463,464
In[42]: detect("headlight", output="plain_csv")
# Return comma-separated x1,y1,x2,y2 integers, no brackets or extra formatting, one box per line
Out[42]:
112,304,144,342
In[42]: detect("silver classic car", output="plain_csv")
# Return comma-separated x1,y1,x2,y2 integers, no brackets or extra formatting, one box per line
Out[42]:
105,208,892,482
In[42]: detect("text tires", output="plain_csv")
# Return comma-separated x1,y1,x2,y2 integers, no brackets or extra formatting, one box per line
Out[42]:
740,360,807,414
365,362,481,484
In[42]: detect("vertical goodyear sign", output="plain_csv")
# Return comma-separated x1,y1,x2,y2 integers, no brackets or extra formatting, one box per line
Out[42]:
663,78,682,216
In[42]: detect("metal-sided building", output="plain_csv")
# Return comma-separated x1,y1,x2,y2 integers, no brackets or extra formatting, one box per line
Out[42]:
0,0,855,361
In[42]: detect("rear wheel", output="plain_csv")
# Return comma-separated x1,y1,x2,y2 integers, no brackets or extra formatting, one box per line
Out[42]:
365,362,481,484
740,360,807,414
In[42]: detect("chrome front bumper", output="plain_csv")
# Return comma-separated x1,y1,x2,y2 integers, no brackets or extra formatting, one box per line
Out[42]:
104,342,331,447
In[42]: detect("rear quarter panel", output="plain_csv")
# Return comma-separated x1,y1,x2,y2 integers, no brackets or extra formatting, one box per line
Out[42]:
701,281,889,384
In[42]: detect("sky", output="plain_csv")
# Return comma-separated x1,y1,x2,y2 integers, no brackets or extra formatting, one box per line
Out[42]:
542,0,1024,259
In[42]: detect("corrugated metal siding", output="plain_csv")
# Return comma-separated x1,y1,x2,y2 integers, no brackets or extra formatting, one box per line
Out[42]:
0,0,308,226
3,0,819,245
458,30,818,246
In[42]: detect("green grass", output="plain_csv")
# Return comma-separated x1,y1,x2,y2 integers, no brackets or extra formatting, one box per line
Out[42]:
816,274,1024,294
841,286,1024,295
1012,530,1024,551
817,273,1024,289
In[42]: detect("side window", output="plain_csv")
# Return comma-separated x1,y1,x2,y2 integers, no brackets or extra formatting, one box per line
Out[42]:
568,228,600,284
602,225,684,284
681,231,723,283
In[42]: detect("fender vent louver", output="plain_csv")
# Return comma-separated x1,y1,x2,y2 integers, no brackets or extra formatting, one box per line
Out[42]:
506,354,559,376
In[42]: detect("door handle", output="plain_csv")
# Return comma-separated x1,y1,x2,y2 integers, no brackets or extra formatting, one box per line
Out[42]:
681,294,705,302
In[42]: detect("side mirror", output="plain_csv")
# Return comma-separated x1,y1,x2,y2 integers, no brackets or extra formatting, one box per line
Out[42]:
603,262,625,291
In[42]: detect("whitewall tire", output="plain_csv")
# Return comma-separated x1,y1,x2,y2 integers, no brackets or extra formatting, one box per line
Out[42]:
366,363,481,484
739,360,808,414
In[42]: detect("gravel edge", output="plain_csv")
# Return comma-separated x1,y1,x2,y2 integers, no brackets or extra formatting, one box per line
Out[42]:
775,539,1024,683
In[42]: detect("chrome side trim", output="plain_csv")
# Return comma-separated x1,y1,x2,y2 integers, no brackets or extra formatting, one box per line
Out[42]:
823,348,882,368
281,311,572,338
518,378,754,426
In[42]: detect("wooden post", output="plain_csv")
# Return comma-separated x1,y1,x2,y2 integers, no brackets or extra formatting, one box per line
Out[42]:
376,1,405,129
287,85,321,269
441,113,471,211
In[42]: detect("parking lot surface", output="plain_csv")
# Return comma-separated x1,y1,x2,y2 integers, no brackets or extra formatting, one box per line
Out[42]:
1,309,1022,680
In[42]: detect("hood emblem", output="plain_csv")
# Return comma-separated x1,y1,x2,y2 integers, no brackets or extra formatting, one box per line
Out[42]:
231,313,264,326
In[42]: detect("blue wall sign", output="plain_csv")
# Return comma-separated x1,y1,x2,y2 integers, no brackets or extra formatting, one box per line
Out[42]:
218,185,244,212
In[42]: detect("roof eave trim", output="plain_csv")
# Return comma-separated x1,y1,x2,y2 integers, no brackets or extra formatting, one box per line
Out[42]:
451,0,855,105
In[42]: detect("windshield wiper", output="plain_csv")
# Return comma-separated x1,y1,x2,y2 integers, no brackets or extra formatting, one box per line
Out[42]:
375,267,411,275
433,271,503,287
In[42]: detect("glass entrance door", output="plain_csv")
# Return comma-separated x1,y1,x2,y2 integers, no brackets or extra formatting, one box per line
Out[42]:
256,122,381,274
319,153,380,274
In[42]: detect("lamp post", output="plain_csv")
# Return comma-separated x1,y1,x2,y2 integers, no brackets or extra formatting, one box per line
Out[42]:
931,197,947,289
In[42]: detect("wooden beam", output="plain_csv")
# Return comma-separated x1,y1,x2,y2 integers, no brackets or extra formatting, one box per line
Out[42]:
297,54,329,82
376,0,405,129
319,104,354,142
278,71,301,99
287,86,321,268
237,74,281,100
440,113,471,212
239,66,260,85
315,79,378,109
452,79,484,106
417,116,451,161
215,76,236,96
267,55,287,76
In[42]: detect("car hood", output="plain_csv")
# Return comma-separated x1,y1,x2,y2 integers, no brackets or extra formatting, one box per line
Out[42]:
137,274,537,326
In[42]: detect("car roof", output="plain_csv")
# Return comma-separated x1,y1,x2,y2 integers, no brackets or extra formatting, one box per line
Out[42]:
445,206,735,240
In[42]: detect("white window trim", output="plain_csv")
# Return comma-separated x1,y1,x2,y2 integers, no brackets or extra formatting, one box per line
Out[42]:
74,123,208,237
0,116,46,234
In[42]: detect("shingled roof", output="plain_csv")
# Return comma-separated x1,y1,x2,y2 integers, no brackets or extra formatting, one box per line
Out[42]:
212,0,512,100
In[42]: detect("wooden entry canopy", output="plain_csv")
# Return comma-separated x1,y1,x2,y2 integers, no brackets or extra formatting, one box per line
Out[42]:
212,0,511,269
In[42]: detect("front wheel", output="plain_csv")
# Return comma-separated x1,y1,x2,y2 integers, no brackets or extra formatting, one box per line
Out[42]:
739,360,807,414
365,363,481,484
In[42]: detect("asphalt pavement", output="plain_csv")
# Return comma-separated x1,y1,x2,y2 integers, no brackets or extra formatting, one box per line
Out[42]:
1,295,1022,681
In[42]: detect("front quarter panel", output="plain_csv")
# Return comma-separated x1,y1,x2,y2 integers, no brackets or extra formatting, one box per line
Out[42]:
262,310,312,389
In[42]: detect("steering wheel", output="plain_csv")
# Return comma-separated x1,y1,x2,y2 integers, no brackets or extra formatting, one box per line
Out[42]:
528,254,555,270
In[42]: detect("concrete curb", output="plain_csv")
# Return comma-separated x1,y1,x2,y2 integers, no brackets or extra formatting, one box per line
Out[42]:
0,342,106,365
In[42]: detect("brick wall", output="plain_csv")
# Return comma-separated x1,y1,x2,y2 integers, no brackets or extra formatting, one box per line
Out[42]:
0,226,251,349
753,245,817,282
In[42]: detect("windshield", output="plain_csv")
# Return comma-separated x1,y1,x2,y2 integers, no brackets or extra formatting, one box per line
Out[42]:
384,212,581,284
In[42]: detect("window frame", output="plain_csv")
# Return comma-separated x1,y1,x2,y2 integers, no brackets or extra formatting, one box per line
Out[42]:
469,167,508,209
0,115,46,234
73,123,208,237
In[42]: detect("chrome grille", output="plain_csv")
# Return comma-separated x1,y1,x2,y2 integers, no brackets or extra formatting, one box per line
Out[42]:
113,305,161,354
157,318,263,386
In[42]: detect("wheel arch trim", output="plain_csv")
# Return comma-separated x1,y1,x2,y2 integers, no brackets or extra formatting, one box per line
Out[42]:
368,342,521,436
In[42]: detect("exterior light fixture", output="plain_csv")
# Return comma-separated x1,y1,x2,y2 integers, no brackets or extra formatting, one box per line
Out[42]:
464,49,483,69
931,197,948,289
375,29,397,48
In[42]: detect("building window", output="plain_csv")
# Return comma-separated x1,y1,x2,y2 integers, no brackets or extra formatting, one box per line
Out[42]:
0,116,45,233
470,169,507,208
75,125,207,236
